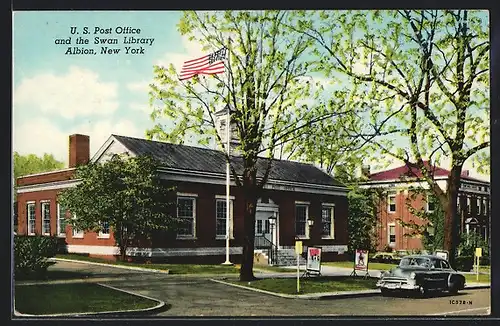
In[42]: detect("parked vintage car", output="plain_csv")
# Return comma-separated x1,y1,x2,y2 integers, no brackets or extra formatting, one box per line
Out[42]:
371,252,401,264
376,255,466,297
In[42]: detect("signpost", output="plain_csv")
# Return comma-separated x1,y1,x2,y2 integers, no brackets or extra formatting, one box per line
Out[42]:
475,247,482,281
295,240,302,293
303,247,322,277
350,249,370,278
434,249,449,261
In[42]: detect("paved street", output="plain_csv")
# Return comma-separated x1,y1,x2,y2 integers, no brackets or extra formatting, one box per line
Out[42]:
27,261,490,317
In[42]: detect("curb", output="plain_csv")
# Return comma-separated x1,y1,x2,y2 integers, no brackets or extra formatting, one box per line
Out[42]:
14,282,166,317
53,258,171,274
210,279,381,300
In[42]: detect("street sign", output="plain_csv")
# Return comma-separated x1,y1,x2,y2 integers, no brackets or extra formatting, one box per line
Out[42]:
295,241,303,255
475,248,482,257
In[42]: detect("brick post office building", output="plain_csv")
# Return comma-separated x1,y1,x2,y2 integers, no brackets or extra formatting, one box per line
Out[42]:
360,163,490,252
16,134,349,264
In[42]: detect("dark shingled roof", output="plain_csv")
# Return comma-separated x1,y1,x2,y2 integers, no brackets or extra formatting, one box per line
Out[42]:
112,135,345,187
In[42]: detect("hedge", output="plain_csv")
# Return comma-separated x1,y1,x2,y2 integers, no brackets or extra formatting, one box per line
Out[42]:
14,235,58,280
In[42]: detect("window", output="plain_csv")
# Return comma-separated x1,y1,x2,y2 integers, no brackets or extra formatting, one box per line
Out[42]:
482,199,487,215
41,201,51,235
388,194,396,213
467,196,471,213
72,214,84,238
321,204,335,239
98,221,110,238
426,195,435,212
388,224,396,245
57,203,67,237
477,198,481,214
295,203,309,238
177,197,196,238
215,198,234,239
441,260,450,269
27,202,36,235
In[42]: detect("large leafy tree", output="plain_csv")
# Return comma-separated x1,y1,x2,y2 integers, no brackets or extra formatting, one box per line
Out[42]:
147,11,346,281
58,154,177,261
291,10,489,267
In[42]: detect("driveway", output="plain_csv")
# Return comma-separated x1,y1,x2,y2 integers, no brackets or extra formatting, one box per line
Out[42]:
31,261,490,317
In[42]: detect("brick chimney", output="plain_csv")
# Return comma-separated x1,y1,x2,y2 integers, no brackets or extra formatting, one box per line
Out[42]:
69,134,90,168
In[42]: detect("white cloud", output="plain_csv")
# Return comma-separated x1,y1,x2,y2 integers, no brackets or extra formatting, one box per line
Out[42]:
129,102,152,115
14,66,119,119
127,81,151,93
155,34,205,73
13,118,143,167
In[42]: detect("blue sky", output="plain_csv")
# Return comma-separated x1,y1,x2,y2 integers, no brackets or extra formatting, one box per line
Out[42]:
12,10,489,180
13,11,194,164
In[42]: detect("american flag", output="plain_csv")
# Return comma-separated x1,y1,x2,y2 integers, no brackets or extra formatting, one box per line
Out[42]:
179,47,227,81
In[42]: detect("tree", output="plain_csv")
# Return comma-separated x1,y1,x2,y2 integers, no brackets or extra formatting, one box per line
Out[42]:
58,154,178,261
291,10,489,267
147,11,345,281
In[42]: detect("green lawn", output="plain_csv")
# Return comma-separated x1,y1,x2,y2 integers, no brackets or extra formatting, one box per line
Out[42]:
324,261,397,271
15,269,94,281
15,283,158,315
56,254,240,274
254,266,297,273
230,276,378,295
464,273,490,284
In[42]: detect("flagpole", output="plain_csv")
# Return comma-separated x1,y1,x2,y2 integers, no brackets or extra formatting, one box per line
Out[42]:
222,42,232,266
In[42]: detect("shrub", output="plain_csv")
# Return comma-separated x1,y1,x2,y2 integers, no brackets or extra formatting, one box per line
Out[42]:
454,256,474,272
14,235,58,280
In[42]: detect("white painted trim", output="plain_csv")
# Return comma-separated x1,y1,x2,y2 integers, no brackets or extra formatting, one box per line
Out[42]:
256,202,279,212
177,192,198,197
295,202,310,238
387,193,396,213
67,244,120,256
41,201,51,235
26,201,35,204
63,245,245,257
160,169,348,196
17,179,80,193
295,201,310,205
215,197,234,239
90,135,115,163
17,168,76,179
321,204,335,239
388,223,396,246
176,196,196,238
56,203,66,237
426,194,435,213
215,194,235,200
26,202,36,235
40,199,50,203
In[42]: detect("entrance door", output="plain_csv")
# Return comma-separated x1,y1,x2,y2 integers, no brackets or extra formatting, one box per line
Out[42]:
255,211,272,243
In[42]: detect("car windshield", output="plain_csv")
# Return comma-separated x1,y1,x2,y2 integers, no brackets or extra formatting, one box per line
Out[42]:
399,257,432,268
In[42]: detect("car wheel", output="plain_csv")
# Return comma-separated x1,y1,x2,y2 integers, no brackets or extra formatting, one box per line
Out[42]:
448,280,460,295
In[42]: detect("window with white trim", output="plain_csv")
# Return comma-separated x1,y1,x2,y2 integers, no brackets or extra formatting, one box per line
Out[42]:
27,202,36,235
467,196,471,213
477,197,481,214
388,193,396,213
295,203,309,238
57,203,67,237
177,197,196,238
72,214,84,238
41,201,51,235
98,221,110,238
215,198,234,239
426,194,435,213
388,224,396,246
321,204,335,239
482,198,487,215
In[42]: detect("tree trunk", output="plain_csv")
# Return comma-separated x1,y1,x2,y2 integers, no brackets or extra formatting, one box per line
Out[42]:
239,192,257,281
120,244,127,261
443,166,462,268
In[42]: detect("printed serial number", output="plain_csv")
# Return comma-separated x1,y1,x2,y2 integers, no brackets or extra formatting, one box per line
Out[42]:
449,300,473,305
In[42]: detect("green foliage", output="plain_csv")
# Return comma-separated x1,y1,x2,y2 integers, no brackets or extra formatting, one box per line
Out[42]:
290,9,489,261
457,231,489,257
14,235,58,279
397,186,445,253
58,154,178,260
13,152,65,180
347,185,381,253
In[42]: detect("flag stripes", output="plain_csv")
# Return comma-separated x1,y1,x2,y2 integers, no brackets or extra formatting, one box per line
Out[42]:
179,47,227,81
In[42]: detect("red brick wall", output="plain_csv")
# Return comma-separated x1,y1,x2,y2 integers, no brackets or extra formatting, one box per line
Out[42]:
376,190,426,252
